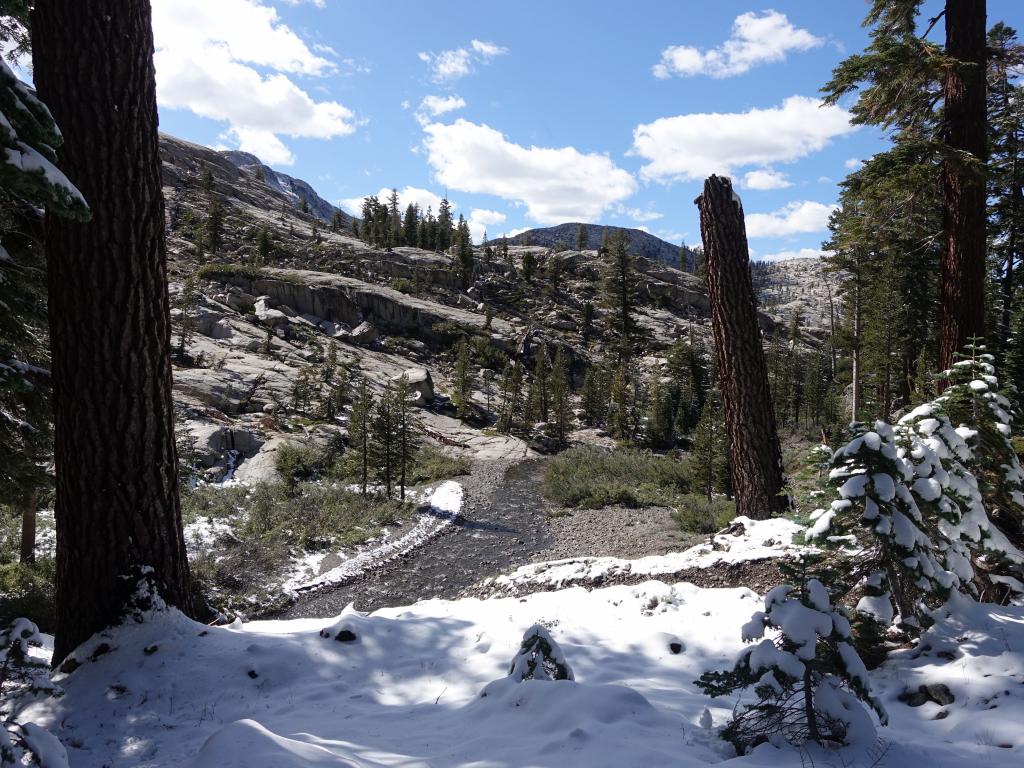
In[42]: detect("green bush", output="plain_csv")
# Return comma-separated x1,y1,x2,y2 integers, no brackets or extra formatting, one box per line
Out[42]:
0,559,56,633
542,446,690,508
275,443,328,489
672,495,736,534
195,262,269,281
407,446,472,485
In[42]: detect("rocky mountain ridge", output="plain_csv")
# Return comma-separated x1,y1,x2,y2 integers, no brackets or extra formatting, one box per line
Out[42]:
491,223,694,268
158,133,724,486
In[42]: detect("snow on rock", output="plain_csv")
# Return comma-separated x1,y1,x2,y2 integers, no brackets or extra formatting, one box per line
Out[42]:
486,515,809,594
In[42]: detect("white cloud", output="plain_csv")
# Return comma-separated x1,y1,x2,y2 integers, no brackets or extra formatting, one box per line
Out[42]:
745,201,836,238
615,204,663,223
414,94,466,125
653,11,822,79
742,168,792,190
471,40,508,58
756,247,833,262
152,0,357,166
281,0,326,6
338,186,451,217
418,40,507,83
422,119,637,225
845,157,862,169
630,95,856,183
468,208,507,242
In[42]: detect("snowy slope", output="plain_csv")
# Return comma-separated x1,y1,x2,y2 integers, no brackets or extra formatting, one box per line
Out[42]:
17,576,1024,767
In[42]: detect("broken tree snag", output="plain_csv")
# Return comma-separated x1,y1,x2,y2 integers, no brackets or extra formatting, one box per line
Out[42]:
695,175,788,519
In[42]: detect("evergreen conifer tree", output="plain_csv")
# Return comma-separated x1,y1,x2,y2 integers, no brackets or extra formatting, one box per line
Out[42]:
371,384,399,498
688,389,730,500
0,49,90,508
696,560,886,754
204,199,224,254
497,360,524,433
451,338,473,419
174,274,199,361
602,228,635,361
347,378,373,495
575,223,587,251
580,361,608,427
255,224,272,263
436,197,454,252
522,249,536,282
394,374,420,500
550,347,571,444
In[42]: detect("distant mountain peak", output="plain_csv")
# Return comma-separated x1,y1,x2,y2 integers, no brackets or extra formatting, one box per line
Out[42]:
487,223,695,268
219,149,347,225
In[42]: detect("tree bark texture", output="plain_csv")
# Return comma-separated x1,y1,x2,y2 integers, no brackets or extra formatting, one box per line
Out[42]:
32,0,194,663
696,176,788,519
939,0,987,371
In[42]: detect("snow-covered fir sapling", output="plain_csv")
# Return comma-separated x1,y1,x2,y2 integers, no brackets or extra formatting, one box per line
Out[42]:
896,395,1024,598
806,421,959,628
505,623,573,682
1,619,68,768
936,344,1024,567
696,559,886,755
480,624,573,698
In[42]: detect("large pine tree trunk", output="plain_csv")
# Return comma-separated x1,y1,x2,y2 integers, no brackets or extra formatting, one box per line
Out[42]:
32,0,194,663
938,0,988,371
696,176,788,519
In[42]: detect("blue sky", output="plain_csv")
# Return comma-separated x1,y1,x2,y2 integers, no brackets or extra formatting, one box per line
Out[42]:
150,0,1022,259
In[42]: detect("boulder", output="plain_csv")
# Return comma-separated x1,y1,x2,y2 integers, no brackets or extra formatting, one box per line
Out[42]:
253,297,289,327
350,321,379,345
224,291,256,312
186,421,266,468
231,437,298,485
393,367,434,406
196,310,233,340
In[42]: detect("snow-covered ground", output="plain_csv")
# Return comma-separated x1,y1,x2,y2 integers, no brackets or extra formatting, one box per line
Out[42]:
15,570,1023,767
484,515,808,594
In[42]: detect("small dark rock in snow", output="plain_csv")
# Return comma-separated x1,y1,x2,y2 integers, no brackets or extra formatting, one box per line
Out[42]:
90,642,112,661
898,688,931,707
933,709,949,720
143,644,159,656
925,684,955,705
669,642,684,655
335,629,358,643
247,669,259,679
899,684,955,707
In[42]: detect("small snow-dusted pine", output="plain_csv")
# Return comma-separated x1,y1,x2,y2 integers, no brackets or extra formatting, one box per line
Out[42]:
696,566,885,754
808,421,958,625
